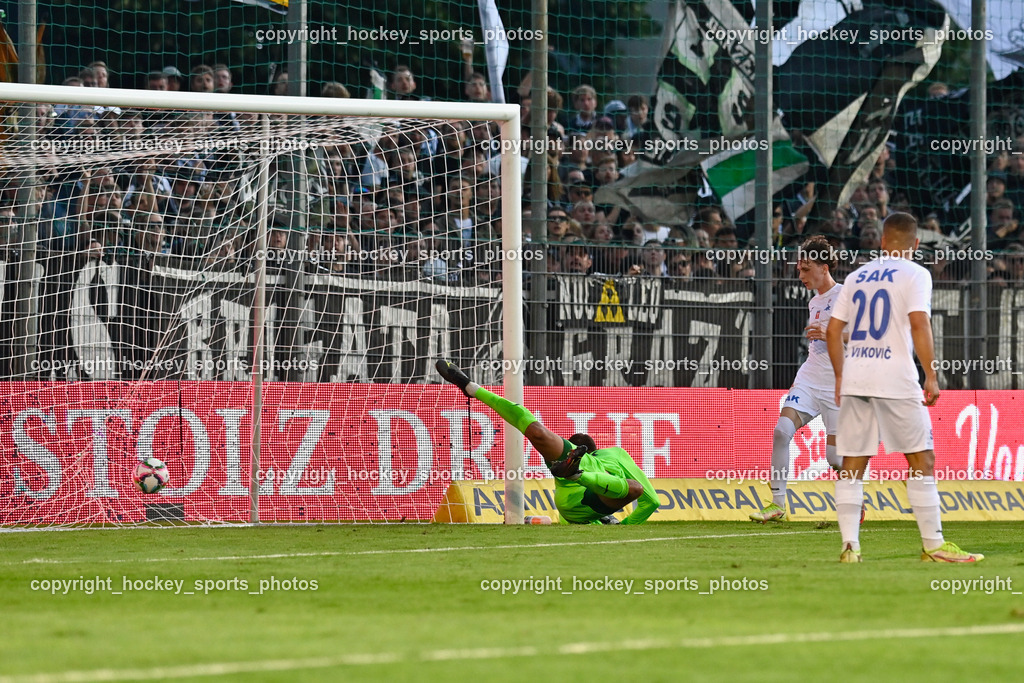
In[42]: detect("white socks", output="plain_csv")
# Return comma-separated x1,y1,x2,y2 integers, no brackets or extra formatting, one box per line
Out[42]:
770,417,798,508
835,477,863,551
907,476,944,551
826,443,842,470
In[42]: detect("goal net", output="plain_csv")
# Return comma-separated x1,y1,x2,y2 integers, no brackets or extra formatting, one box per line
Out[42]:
0,83,524,527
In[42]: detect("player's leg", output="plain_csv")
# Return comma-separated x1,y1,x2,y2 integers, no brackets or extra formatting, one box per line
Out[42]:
820,400,842,471
436,360,572,463
876,400,984,562
835,396,878,562
751,394,810,522
820,400,861,523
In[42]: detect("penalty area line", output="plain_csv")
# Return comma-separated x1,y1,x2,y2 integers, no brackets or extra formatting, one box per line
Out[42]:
10,530,817,566
2,623,1022,683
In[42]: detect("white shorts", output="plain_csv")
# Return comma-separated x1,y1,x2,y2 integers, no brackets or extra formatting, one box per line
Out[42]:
836,396,934,457
782,382,838,434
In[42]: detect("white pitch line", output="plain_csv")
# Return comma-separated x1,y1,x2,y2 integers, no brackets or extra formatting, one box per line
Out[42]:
1,623,1022,683
7,530,817,566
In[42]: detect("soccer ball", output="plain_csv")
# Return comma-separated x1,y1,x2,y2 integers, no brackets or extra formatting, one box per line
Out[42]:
133,457,170,494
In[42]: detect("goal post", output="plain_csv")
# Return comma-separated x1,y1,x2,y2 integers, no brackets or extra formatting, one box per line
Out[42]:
0,82,525,527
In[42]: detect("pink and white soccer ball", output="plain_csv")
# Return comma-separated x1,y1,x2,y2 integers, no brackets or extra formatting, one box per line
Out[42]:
133,457,170,494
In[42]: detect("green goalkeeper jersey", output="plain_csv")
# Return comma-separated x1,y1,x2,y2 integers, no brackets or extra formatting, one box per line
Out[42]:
553,447,661,525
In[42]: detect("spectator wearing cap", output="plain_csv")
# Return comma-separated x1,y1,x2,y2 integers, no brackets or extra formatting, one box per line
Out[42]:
603,100,629,136
163,66,184,91
562,241,594,275
565,84,599,134
987,173,1007,206
566,179,594,207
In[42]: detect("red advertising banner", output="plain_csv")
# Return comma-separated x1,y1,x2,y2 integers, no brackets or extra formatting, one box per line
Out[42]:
1,383,1022,524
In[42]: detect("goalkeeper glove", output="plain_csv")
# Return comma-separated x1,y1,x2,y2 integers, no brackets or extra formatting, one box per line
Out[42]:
548,444,587,480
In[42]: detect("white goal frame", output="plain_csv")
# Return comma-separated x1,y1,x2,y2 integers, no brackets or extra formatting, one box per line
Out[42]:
0,82,526,525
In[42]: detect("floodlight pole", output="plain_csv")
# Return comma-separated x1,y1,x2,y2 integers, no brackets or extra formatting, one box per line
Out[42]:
753,0,773,389
15,0,39,378
528,0,549,386
967,0,987,390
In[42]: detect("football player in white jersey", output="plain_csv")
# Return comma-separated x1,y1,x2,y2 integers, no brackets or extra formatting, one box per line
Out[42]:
826,212,984,563
751,236,845,522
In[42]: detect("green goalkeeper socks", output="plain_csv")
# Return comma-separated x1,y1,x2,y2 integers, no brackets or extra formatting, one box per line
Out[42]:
474,387,538,434
578,470,629,499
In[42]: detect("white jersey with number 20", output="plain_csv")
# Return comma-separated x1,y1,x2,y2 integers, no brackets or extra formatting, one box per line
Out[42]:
831,256,931,399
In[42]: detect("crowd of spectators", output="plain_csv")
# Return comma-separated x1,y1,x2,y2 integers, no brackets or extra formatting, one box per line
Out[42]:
5,57,1024,293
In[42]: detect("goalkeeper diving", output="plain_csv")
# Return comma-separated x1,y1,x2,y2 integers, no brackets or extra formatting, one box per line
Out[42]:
436,360,660,524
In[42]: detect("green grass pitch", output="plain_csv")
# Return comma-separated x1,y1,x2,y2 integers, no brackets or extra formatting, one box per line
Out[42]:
1,522,1022,682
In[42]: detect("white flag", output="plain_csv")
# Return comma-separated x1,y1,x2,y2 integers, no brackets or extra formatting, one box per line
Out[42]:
478,0,509,104
935,0,1024,80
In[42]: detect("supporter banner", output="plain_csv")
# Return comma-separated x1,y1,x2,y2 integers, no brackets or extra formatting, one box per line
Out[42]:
600,0,946,231
2,386,1022,524
24,257,1024,390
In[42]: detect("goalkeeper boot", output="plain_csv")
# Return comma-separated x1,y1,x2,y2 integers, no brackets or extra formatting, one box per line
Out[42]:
921,541,985,563
435,360,473,398
749,503,787,523
839,543,862,563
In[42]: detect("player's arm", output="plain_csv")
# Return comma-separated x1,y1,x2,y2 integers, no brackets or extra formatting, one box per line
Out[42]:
620,483,660,525
826,316,847,406
909,310,939,406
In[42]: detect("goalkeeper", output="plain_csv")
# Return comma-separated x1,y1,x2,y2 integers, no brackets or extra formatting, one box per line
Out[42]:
437,360,660,524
